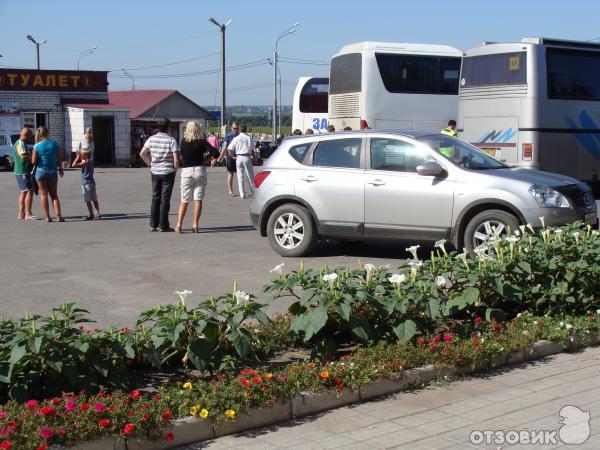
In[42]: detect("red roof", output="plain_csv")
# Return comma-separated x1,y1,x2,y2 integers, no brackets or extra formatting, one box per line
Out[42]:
108,90,176,119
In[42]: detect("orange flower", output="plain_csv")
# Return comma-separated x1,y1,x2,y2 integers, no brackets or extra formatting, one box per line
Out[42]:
307,363,315,369
265,373,274,380
319,370,330,379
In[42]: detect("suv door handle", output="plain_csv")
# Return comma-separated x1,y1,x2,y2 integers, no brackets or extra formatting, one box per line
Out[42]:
367,179,386,186
300,175,318,182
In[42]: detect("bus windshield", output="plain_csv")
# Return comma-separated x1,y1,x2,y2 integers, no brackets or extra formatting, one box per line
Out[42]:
418,135,507,170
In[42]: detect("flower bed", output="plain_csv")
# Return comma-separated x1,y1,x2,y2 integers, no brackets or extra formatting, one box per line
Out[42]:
1,222,600,448
0,313,598,449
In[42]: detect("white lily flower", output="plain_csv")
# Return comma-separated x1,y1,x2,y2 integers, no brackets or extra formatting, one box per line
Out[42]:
234,290,250,305
539,216,546,228
270,262,285,275
559,321,564,328
434,239,447,254
554,228,563,235
364,263,376,273
322,273,338,284
407,259,423,269
526,223,535,234
572,231,580,243
517,313,522,317
406,245,421,260
597,309,600,315
565,323,573,330
175,290,192,305
522,330,529,336
388,273,407,285
519,225,526,234
504,236,519,245
514,229,521,237
533,320,538,325
378,264,391,270
435,275,447,288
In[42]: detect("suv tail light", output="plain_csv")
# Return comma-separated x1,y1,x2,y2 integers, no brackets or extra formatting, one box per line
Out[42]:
254,171,271,189
360,119,369,130
522,143,533,160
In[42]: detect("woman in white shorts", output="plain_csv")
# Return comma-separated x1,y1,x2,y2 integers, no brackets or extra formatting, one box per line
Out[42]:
175,121,219,233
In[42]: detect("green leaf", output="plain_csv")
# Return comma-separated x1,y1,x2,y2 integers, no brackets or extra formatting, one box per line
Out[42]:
142,348,162,369
186,339,213,371
9,345,27,365
288,301,307,316
349,314,372,342
425,298,440,319
124,344,135,360
393,320,417,342
446,287,479,315
203,322,220,344
290,306,328,341
45,354,63,373
0,363,12,383
92,358,110,378
252,308,271,327
335,302,351,321
311,337,337,361
8,384,28,402
517,261,532,275
172,323,185,343
28,336,44,354
493,278,504,296
228,328,253,358
485,308,506,322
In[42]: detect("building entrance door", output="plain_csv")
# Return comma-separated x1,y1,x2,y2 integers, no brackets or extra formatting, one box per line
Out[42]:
92,117,115,165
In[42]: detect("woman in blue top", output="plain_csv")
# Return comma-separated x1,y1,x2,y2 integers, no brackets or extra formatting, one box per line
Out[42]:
32,126,64,222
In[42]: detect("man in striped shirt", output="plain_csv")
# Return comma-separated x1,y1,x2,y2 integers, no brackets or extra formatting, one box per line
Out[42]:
140,118,181,232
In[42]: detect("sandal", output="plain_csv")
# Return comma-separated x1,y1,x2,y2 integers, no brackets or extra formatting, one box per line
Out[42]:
191,227,198,234
56,216,65,223
45,217,52,223
175,226,182,234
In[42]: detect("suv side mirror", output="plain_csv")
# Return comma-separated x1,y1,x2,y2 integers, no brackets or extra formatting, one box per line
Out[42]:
416,161,446,177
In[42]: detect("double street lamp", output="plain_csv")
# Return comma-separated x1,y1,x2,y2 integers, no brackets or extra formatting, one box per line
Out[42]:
273,23,299,138
208,17,232,134
77,46,98,70
26,35,47,70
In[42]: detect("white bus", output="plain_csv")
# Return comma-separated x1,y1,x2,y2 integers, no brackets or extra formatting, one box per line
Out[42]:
328,42,462,131
291,77,329,133
458,37,600,191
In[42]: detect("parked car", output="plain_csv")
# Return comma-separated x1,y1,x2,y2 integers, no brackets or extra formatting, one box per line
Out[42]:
0,133,21,170
250,130,598,257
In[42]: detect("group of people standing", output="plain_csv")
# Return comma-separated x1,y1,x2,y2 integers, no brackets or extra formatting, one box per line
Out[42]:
218,122,256,200
13,126,99,223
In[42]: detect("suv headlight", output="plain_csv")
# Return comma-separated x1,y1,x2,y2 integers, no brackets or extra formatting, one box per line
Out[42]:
528,184,570,208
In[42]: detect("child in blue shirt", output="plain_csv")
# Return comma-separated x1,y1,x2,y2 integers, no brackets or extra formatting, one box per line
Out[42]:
72,150,100,220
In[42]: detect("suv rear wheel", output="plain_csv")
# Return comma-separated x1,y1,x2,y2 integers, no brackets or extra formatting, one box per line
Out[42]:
464,209,520,251
266,204,318,257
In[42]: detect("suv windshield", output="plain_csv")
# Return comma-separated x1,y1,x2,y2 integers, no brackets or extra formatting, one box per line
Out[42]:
417,134,507,170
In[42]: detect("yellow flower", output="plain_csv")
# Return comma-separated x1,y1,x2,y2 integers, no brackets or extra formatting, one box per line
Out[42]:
243,392,249,398
190,406,198,416
265,373,274,380
225,409,236,419
199,409,209,419
320,370,330,379
183,382,193,390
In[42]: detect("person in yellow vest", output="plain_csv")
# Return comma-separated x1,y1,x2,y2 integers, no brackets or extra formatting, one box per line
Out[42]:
439,120,458,157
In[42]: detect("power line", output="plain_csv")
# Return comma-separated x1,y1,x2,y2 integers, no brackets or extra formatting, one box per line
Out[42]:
111,51,220,72
108,59,270,79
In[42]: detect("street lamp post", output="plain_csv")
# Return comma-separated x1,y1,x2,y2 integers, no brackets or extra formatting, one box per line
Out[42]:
77,46,98,70
273,23,299,139
121,69,135,90
26,35,47,70
208,17,232,135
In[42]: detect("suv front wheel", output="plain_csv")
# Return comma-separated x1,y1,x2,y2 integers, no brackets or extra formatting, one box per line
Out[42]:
266,204,318,257
464,209,520,251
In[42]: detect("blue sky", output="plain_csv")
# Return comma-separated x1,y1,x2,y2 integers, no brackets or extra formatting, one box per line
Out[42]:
1,0,598,107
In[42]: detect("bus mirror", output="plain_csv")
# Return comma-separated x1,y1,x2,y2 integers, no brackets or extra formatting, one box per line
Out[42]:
417,162,445,177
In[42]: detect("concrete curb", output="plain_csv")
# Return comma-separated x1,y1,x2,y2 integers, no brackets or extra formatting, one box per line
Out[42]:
62,335,598,450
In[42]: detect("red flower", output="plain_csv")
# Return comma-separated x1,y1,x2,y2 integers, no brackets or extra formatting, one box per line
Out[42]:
95,402,105,413
51,398,61,405
337,385,344,392
26,400,38,410
241,379,251,388
278,375,287,382
80,403,90,411
39,406,56,416
129,390,141,400
143,413,150,421
36,445,47,450
431,343,438,349
165,432,174,442
358,308,366,316
0,441,11,449
417,338,425,344
217,374,225,380
98,419,110,428
162,411,171,421
40,427,53,439
58,428,67,437
248,369,256,376
6,424,16,431
128,410,135,417
434,334,441,341
252,376,262,384
474,317,483,323
443,334,453,343
123,423,134,435
108,407,116,413
210,379,216,384
333,377,342,385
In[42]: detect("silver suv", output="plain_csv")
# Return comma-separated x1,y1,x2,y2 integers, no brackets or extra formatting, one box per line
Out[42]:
249,131,598,257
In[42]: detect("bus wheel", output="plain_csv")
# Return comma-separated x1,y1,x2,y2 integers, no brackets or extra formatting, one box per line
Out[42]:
464,210,520,252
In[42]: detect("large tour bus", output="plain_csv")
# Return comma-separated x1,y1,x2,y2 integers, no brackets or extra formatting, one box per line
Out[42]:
328,42,462,131
291,77,329,133
458,37,600,191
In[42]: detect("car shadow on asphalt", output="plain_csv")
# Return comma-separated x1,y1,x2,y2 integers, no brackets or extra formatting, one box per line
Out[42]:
59,212,150,221
197,225,256,234
305,240,441,259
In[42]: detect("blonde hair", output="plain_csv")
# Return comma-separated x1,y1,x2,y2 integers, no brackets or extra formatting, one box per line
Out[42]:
35,126,49,143
80,149,91,159
183,120,203,142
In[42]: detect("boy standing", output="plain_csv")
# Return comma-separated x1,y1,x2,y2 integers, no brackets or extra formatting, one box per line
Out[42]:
13,127,35,219
72,150,100,220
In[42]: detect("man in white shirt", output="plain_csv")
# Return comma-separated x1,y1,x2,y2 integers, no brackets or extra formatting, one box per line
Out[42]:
140,118,181,231
228,124,255,199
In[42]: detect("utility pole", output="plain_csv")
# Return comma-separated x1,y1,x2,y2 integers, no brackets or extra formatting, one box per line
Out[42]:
209,17,232,135
273,23,299,139
27,35,47,70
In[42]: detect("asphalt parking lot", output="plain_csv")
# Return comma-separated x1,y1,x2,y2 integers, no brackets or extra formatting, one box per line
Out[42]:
0,167,415,326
